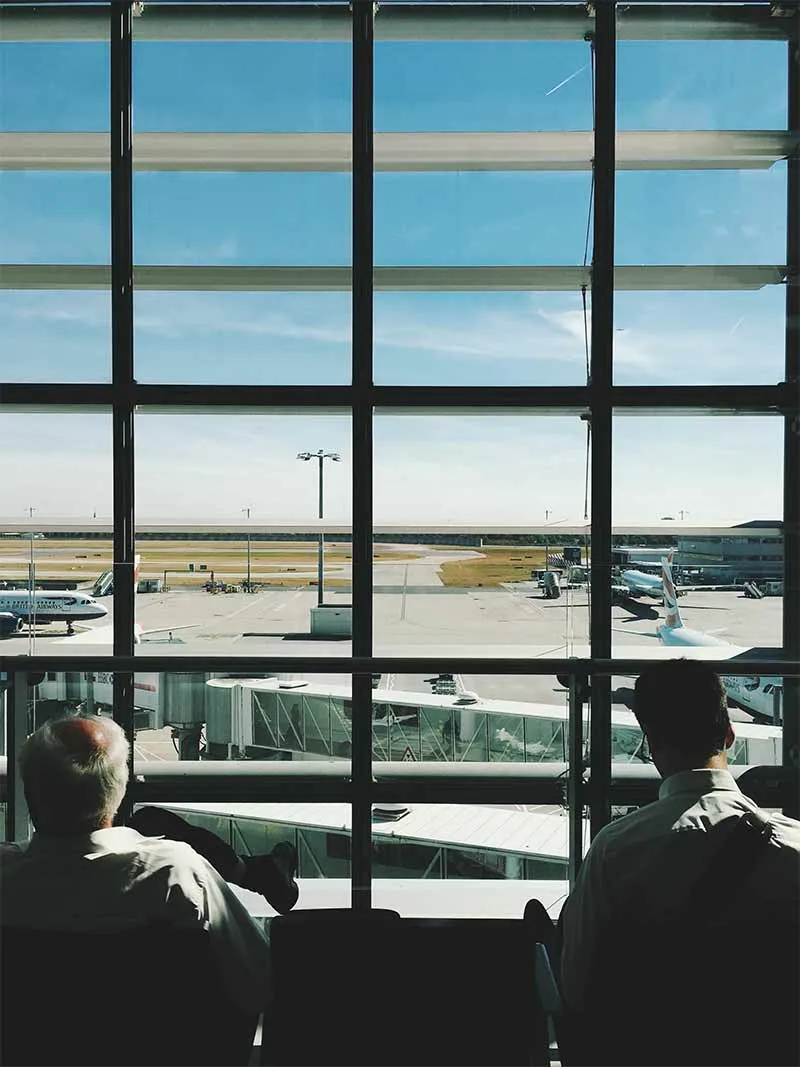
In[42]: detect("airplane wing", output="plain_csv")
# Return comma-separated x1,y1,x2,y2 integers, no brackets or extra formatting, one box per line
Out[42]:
675,583,740,593
138,623,200,638
611,626,658,638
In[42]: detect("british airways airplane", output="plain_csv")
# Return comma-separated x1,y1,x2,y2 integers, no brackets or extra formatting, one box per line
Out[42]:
48,556,196,646
654,556,783,723
0,590,107,637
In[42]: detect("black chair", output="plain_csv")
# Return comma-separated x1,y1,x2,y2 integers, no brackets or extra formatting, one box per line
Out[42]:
264,907,403,1067
1,925,259,1067
561,917,800,1067
266,910,551,1067
523,897,557,953
395,917,551,1067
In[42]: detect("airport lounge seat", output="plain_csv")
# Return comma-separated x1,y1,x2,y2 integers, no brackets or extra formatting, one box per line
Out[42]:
1,924,259,1067
265,910,551,1067
264,907,404,1067
558,916,800,1067
396,917,551,1067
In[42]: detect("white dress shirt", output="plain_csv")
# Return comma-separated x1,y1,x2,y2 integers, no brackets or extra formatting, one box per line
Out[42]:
558,769,800,1013
0,826,272,1015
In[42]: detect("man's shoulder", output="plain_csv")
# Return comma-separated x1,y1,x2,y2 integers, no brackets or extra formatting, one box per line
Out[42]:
766,812,800,851
590,802,662,847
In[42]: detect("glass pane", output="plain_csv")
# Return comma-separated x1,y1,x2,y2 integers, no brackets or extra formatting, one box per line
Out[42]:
134,291,350,386
0,290,111,383
0,40,109,131
376,40,593,132
134,42,350,133
374,413,591,658
613,287,785,387
617,40,787,131
376,172,591,266
374,290,589,387
131,24,352,384
611,414,784,656
0,414,113,658
134,411,352,659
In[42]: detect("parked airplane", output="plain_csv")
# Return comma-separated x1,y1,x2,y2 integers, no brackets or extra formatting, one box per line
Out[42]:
49,556,196,646
613,567,672,600
0,590,107,638
613,555,736,602
651,556,782,723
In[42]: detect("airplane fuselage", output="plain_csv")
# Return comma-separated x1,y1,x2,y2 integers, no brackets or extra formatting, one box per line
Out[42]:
0,592,107,627
657,624,782,723
619,569,666,599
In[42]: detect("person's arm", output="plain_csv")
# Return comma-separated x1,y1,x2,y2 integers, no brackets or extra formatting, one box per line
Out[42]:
557,831,614,1016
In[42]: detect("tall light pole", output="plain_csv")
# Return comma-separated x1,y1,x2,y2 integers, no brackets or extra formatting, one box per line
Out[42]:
241,506,252,591
26,507,36,652
297,450,340,606
544,509,551,572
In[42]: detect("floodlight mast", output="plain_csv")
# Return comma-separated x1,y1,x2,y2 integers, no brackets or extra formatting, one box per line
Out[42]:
296,450,341,606
241,506,252,591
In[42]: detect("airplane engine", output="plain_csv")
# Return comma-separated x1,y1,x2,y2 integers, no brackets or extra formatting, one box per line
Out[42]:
0,613,23,638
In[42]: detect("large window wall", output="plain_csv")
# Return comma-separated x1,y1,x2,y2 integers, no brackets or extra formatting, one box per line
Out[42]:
1,1,798,904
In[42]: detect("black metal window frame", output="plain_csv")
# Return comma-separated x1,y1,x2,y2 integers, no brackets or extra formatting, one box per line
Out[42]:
1,0,799,901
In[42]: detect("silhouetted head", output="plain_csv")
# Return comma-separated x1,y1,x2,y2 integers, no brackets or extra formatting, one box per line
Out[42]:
633,660,734,777
19,715,130,836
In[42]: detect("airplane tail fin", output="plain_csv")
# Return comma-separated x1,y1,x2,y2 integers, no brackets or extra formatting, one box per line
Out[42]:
661,552,684,630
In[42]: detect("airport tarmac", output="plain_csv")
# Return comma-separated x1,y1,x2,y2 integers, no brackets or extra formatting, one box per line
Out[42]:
4,581,784,714
6,580,780,763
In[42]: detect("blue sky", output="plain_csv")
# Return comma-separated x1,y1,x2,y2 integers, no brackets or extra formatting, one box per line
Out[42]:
0,31,790,524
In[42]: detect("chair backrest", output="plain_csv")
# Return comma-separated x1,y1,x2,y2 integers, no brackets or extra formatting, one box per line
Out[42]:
1,925,259,1067
566,917,800,1067
523,897,557,952
265,910,550,1067
395,917,550,1067
266,908,404,1067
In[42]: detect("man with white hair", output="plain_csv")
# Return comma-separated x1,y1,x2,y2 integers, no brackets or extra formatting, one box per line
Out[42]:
0,714,272,1017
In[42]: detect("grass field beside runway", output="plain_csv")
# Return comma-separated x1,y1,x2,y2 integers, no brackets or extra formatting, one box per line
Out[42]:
0,538,427,587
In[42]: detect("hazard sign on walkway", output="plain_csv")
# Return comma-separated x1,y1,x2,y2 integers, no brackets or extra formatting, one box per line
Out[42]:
400,746,416,762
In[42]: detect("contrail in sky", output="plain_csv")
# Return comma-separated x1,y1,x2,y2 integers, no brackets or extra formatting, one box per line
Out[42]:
545,64,588,96
729,316,744,335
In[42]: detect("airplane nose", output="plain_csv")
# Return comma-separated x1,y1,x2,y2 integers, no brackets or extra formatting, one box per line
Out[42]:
93,603,109,618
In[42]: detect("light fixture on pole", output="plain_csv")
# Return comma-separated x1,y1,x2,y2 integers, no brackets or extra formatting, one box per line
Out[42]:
241,506,252,591
25,506,36,651
296,450,340,606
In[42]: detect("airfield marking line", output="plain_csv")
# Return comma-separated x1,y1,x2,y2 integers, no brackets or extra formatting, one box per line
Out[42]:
272,591,302,612
216,596,286,623
133,744,169,762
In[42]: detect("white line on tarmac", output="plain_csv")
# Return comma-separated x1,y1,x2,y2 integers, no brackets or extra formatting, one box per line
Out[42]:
134,743,170,762
217,595,288,623
272,591,302,612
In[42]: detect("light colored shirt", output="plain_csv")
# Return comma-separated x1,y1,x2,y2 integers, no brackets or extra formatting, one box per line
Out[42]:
0,826,272,1016
558,769,800,1012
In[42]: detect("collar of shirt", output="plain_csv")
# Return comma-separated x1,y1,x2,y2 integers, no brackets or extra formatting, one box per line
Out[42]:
27,826,152,855
658,768,740,803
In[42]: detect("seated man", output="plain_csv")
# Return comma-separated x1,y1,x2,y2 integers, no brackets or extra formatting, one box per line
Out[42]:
0,714,280,1018
557,660,800,1064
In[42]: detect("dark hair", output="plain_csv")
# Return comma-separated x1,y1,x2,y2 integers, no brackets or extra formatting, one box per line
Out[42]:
633,660,730,764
